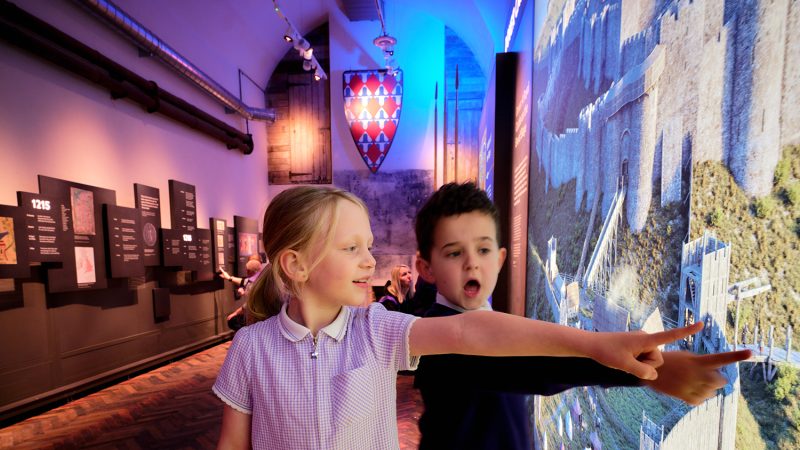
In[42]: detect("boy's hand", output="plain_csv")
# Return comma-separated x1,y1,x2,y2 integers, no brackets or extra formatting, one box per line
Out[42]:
592,322,705,380
643,349,752,405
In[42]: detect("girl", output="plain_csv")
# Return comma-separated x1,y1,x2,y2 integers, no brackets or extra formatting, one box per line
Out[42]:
377,264,414,312
213,186,698,449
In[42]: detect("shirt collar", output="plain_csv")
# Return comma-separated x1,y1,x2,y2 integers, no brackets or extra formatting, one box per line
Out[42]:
435,292,493,312
278,302,350,342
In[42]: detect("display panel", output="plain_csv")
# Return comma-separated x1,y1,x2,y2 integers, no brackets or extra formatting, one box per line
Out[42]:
161,228,183,268
226,227,236,275
38,175,114,292
152,287,170,322
168,180,199,270
0,204,30,278
233,216,258,277
103,204,144,278
210,218,230,274
194,228,214,281
17,191,64,263
134,183,162,266
168,180,196,234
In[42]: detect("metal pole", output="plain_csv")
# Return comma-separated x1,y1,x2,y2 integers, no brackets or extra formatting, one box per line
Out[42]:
443,68,448,184
454,64,459,183
434,82,438,190
734,288,741,350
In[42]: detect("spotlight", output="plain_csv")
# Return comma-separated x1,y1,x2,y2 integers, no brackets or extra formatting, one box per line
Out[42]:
374,34,398,71
293,37,310,52
303,48,313,61
314,69,322,81
303,59,314,71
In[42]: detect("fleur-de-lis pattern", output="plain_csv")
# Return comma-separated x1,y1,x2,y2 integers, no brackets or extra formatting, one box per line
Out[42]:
343,70,403,173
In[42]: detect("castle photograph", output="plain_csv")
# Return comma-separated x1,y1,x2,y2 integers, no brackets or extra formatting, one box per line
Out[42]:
525,0,800,448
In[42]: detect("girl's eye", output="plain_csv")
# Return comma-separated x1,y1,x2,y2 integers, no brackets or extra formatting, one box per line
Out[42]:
446,251,461,258
479,248,491,255
345,246,357,252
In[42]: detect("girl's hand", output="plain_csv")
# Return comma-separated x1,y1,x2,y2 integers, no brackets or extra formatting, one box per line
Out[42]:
590,322,705,380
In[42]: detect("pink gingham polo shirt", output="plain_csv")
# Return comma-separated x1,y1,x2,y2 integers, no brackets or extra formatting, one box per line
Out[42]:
213,302,419,449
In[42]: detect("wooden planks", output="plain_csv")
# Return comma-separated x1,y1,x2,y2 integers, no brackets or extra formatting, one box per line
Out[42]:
1,342,424,449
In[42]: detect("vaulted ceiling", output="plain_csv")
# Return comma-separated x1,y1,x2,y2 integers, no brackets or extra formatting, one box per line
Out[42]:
268,0,514,78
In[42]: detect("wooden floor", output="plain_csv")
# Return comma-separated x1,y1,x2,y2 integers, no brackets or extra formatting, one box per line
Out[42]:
0,341,425,449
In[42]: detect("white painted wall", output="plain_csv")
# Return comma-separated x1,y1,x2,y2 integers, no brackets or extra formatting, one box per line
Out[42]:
1,0,500,218
0,0,274,228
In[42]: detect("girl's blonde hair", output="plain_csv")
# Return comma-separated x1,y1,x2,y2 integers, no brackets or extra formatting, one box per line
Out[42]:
386,264,414,304
246,186,368,323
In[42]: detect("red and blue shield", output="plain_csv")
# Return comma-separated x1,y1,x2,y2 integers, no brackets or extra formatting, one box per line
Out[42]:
343,69,402,173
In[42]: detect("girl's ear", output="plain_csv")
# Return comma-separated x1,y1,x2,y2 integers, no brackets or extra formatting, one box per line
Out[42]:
279,249,309,282
415,252,436,283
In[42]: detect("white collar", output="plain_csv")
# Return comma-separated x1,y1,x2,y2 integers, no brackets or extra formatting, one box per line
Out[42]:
278,302,350,342
435,292,493,312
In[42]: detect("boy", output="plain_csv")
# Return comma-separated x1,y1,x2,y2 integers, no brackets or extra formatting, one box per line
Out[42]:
412,182,750,449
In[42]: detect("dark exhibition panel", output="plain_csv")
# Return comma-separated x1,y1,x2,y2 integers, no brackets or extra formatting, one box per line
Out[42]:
0,175,244,423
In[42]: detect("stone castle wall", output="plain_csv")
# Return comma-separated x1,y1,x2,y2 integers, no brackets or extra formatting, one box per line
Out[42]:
660,388,739,450
782,1,800,146
534,0,796,230
726,0,786,197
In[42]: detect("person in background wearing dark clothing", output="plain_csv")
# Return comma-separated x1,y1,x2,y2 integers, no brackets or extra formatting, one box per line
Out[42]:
402,275,437,317
378,264,414,311
412,182,752,450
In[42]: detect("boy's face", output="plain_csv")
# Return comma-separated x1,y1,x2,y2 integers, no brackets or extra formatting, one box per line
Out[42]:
417,212,506,310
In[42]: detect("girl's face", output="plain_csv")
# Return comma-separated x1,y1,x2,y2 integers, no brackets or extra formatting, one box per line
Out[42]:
302,200,376,308
398,266,412,290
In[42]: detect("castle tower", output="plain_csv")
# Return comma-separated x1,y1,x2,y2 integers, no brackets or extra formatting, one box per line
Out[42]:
671,230,739,450
677,231,731,353
726,0,788,197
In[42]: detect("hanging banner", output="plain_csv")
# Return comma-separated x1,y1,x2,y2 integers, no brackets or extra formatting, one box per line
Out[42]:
343,69,403,173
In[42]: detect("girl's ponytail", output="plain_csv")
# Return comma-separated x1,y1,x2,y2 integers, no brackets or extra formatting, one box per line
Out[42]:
245,262,282,324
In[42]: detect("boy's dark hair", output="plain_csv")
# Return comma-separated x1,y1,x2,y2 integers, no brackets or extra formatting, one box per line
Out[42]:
415,182,501,260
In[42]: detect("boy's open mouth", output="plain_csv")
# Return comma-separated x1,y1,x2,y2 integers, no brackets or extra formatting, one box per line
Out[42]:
464,279,480,298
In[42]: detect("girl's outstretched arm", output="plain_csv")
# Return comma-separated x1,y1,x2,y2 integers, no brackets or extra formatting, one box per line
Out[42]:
217,405,251,450
409,311,705,380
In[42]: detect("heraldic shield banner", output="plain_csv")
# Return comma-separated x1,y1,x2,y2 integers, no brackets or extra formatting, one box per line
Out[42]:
343,69,403,173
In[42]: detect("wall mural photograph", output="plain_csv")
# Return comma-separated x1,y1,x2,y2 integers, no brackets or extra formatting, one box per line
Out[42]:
525,1,799,449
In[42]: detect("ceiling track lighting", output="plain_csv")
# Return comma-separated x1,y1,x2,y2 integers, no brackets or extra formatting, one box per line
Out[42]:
372,1,398,73
272,0,327,81
373,34,398,73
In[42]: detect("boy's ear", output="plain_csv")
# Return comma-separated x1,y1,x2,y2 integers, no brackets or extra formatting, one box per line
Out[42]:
415,251,436,283
279,249,309,282
497,246,507,270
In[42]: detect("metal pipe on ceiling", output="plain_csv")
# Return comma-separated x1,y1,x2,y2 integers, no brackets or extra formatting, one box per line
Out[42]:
0,0,254,153
73,0,276,122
